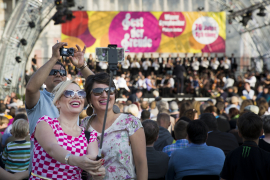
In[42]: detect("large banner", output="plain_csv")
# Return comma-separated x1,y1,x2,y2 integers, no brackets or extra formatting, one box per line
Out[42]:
61,11,226,53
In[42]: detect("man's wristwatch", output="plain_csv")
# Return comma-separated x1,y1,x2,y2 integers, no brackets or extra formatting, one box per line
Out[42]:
65,153,72,164
77,61,87,71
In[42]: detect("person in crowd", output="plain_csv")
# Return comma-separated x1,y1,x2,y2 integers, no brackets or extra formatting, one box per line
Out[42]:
173,60,186,95
130,58,140,76
256,86,270,102
121,56,130,74
82,72,147,179
2,113,28,147
169,101,179,120
141,110,150,121
204,102,231,132
211,57,220,73
259,116,270,152
220,56,231,76
142,58,151,77
152,59,160,75
145,75,156,96
228,107,240,130
220,112,270,180
142,120,169,180
239,99,253,113
245,72,256,89
2,119,31,173
154,113,174,151
181,109,198,121
127,104,140,118
150,101,159,119
0,116,9,137
117,74,130,97
25,42,97,175
225,96,240,114
200,113,239,156
166,120,225,180
127,89,143,103
242,82,255,100
30,80,104,179
163,120,189,157
191,57,200,73
179,101,193,118
201,57,209,73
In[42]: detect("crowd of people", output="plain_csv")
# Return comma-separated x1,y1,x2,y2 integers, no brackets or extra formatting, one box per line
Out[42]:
0,41,270,180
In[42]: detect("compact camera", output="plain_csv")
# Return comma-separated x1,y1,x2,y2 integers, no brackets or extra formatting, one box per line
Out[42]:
59,47,74,57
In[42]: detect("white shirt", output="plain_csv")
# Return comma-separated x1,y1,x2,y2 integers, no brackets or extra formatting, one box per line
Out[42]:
169,78,175,88
221,59,231,69
158,57,163,64
99,61,108,70
152,62,160,71
192,61,200,71
142,61,151,70
242,89,255,100
113,79,119,90
121,60,130,69
223,77,234,89
201,60,209,68
136,79,146,89
245,76,256,88
211,60,220,70
118,77,130,91
131,62,140,68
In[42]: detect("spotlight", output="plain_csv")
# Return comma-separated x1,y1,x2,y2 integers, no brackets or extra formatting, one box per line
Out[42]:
257,6,266,17
240,10,252,27
197,6,204,11
66,0,75,8
228,9,234,13
52,11,66,25
15,56,22,63
64,9,75,21
20,39,27,46
29,21,35,28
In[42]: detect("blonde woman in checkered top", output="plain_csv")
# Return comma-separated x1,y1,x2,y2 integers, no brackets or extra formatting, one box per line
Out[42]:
30,80,105,180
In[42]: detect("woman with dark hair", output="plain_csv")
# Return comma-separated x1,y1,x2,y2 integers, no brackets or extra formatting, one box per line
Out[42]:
81,72,147,180
259,116,270,152
181,109,198,121
228,108,240,130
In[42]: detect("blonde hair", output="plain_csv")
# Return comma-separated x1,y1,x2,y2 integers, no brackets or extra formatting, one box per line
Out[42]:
128,104,139,117
12,119,29,139
0,116,9,126
52,80,79,106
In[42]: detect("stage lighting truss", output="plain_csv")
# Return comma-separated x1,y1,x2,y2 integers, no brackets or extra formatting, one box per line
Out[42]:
0,0,55,98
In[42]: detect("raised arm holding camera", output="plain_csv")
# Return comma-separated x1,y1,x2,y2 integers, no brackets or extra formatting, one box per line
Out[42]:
25,42,99,177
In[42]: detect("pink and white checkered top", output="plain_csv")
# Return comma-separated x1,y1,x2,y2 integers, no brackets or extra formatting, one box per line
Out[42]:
30,115,88,180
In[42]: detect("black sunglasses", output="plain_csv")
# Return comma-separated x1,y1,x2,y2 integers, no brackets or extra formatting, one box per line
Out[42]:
63,90,86,99
49,69,67,76
91,87,116,96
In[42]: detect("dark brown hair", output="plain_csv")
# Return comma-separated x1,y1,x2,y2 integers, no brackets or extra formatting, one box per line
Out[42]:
238,112,263,141
180,101,193,117
84,72,117,103
204,106,217,114
142,120,159,145
181,109,198,120
229,108,240,119
174,120,188,140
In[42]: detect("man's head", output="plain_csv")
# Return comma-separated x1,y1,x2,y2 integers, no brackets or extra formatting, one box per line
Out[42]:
157,113,171,129
136,89,143,99
200,113,218,131
174,120,188,140
231,96,239,105
237,112,263,141
216,102,225,115
44,61,67,92
187,120,208,144
141,101,149,110
142,120,159,146
0,116,9,130
200,102,210,115
263,86,269,94
141,110,150,121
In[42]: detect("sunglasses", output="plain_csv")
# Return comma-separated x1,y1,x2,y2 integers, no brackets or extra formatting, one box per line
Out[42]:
91,87,116,96
63,90,86,99
49,69,67,76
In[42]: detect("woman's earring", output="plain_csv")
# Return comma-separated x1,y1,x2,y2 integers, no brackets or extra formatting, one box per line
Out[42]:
86,104,94,116
113,104,120,114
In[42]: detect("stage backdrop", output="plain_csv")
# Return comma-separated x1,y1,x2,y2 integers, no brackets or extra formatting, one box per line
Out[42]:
61,11,226,53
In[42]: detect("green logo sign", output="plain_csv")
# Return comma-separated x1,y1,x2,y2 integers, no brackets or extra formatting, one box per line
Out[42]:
242,146,251,158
